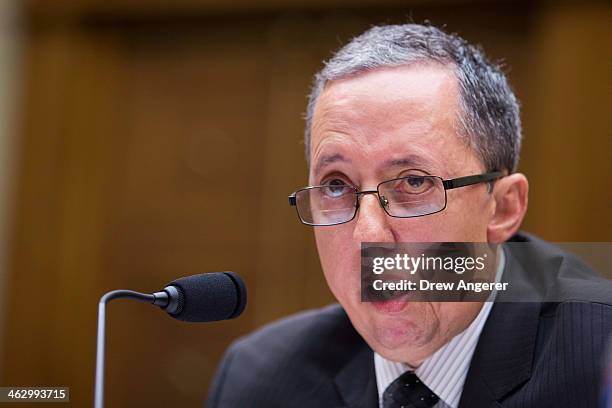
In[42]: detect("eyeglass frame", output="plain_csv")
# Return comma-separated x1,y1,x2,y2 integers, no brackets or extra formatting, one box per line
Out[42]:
288,171,504,226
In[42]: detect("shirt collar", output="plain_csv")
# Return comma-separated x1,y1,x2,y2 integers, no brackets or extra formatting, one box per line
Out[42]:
374,247,505,408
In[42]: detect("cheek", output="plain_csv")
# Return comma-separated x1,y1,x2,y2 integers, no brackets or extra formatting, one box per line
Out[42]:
390,214,470,242
315,228,360,297
449,191,492,238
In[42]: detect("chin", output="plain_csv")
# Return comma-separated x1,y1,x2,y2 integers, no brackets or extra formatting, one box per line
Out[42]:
379,316,431,347
348,301,435,356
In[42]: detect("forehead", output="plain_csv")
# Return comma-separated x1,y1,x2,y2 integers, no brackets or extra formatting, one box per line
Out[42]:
316,63,457,122
310,63,473,179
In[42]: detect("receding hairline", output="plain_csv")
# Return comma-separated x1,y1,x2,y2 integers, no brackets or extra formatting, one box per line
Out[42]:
304,23,522,174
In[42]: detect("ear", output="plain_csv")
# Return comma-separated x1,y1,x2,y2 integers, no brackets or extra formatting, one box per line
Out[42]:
487,173,529,243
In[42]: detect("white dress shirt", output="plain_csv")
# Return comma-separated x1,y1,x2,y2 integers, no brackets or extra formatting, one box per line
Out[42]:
374,247,506,408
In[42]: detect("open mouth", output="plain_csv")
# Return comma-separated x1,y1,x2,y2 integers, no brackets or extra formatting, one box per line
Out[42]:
370,295,412,314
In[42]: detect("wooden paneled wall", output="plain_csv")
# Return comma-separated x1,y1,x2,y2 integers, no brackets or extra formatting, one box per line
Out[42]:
2,1,610,407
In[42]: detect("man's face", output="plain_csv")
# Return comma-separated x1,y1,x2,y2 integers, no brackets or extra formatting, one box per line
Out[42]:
309,64,496,365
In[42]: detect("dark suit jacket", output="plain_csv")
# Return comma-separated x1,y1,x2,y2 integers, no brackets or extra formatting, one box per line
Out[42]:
207,233,612,408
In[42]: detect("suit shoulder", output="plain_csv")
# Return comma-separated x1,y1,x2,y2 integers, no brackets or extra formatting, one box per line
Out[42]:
507,231,612,304
230,303,362,364
207,304,366,407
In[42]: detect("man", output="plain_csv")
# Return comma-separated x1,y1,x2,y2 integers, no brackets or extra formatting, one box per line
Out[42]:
207,24,612,408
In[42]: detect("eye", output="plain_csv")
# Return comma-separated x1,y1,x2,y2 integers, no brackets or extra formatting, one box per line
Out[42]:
321,178,351,198
399,175,434,194
407,176,425,188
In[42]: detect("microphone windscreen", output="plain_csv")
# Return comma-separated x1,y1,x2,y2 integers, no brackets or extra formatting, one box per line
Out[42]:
166,272,247,322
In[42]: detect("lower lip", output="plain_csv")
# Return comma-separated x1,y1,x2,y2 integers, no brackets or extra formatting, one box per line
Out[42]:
370,297,410,314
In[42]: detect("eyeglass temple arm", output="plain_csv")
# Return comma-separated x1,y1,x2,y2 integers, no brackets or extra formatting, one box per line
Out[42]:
288,193,296,206
442,171,503,190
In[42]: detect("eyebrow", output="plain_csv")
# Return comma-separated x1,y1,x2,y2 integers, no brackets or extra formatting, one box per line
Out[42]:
383,155,434,171
313,153,436,176
313,153,351,175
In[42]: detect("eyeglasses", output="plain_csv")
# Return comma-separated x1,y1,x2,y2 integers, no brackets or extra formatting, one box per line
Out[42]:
288,171,503,226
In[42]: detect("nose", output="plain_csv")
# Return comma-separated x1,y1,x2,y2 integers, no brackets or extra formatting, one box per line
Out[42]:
352,193,395,243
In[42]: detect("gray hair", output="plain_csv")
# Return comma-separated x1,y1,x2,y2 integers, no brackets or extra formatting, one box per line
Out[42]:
304,24,522,173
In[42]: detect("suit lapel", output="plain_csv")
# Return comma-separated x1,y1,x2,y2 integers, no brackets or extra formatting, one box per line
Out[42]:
458,301,540,407
459,245,542,408
334,344,378,408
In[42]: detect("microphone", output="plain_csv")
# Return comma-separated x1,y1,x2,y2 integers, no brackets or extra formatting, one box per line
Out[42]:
94,272,246,408
153,272,247,322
